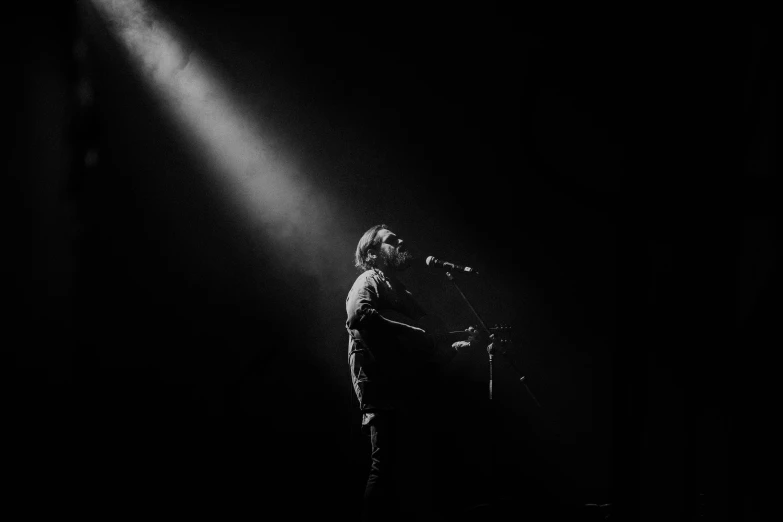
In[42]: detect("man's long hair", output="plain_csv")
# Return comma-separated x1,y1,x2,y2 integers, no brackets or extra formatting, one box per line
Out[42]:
354,224,388,272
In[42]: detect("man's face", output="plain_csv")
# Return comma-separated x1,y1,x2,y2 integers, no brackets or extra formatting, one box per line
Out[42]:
375,229,413,271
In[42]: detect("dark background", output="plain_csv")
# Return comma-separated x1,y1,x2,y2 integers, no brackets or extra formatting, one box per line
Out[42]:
5,3,778,520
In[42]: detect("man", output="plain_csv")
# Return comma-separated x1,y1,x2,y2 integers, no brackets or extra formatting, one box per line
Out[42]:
346,224,485,521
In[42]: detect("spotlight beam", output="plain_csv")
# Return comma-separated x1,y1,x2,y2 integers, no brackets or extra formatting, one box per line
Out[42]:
89,0,337,275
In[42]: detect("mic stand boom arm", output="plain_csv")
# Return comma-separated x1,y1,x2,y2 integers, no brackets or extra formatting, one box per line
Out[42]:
445,271,541,407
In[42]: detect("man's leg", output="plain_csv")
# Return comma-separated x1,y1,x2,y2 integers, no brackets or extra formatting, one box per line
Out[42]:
362,412,399,522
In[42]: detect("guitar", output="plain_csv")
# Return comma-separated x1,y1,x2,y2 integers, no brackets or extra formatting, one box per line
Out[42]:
359,307,512,362
355,307,513,405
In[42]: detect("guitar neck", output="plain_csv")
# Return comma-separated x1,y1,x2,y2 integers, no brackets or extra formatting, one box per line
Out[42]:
374,308,510,346
438,331,473,343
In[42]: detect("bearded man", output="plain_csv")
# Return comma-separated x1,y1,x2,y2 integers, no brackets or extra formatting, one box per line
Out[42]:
346,224,484,521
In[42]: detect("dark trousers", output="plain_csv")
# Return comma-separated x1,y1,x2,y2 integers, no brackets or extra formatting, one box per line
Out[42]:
362,412,400,522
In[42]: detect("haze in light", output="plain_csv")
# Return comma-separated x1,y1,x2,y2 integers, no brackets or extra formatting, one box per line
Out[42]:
89,0,343,276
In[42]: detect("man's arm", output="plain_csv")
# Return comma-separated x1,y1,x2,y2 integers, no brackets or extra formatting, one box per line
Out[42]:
359,308,434,352
346,275,434,353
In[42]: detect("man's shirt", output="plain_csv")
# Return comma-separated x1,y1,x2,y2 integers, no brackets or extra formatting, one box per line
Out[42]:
346,268,428,431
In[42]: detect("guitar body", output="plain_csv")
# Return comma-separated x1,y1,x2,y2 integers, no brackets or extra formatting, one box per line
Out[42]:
376,309,470,356
358,309,453,407
356,307,512,409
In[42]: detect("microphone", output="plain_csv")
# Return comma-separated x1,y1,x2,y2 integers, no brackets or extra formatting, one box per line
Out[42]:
425,256,479,275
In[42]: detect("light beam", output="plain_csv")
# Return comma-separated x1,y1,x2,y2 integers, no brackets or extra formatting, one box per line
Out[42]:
89,0,342,276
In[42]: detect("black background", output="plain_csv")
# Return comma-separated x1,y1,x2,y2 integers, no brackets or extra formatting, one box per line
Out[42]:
5,3,779,520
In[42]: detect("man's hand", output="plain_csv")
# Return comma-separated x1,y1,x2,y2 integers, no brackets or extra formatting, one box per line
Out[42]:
451,326,491,353
450,340,471,352
466,326,491,348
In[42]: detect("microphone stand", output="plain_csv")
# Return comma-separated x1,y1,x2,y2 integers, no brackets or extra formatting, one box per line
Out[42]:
444,270,543,515
444,271,541,407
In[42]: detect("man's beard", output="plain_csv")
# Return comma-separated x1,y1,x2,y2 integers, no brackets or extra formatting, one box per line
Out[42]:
381,248,414,270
